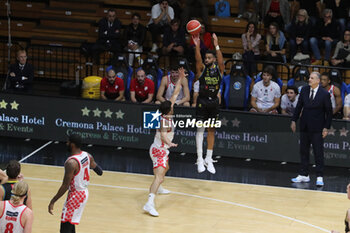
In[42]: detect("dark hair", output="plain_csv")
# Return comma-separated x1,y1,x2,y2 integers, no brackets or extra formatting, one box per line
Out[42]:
107,8,116,13
6,160,21,179
170,63,180,71
205,50,216,57
171,18,180,25
286,86,298,95
263,65,277,81
269,22,279,32
343,29,350,43
132,12,141,19
159,0,168,3
68,134,82,148
321,72,330,80
160,101,172,115
245,21,257,37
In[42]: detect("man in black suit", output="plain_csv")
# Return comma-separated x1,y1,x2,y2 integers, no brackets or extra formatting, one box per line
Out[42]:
8,50,34,93
92,9,122,64
290,71,332,186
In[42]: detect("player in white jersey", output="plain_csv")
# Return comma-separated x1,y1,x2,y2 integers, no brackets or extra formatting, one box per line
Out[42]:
281,86,299,116
250,66,281,114
155,65,190,106
343,94,350,119
143,67,186,217
48,134,103,233
0,181,33,233
320,72,342,117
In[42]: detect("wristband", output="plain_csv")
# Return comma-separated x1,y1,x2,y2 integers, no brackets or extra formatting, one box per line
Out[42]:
215,45,220,51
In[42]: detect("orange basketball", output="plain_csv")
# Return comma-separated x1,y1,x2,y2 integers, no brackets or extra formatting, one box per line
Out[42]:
186,20,201,35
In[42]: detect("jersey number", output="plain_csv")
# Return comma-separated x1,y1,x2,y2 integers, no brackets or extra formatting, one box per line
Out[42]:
5,223,13,233
83,168,90,181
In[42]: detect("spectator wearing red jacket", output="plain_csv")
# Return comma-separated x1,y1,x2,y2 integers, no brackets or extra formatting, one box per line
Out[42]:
130,69,155,103
100,69,125,101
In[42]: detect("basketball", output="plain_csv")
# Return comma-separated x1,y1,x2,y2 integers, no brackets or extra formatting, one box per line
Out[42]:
186,20,201,35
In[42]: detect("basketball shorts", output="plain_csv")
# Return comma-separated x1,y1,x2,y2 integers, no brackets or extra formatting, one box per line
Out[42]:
61,190,89,225
196,97,220,121
149,144,169,169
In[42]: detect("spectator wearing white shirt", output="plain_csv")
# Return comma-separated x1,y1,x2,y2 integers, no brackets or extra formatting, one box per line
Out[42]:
250,65,281,114
281,86,299,116
148,0,175,52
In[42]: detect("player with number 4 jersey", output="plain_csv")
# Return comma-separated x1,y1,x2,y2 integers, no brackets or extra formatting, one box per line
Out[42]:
48,134,103,233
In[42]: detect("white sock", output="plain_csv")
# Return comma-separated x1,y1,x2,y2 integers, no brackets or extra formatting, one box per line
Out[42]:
206,149,213,160
147,193,155,205
196,127,205,160
158,185,164,192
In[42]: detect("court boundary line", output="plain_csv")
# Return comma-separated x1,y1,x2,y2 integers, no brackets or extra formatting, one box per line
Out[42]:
19,141,53,163
26,175,330,232
22,162,346,196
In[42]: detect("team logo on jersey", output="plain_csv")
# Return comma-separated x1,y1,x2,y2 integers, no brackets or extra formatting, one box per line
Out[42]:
143,110,161,129
233,81,241,90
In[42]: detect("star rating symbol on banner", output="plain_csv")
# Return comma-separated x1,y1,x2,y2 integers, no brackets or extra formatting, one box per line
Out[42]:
115,110,125,119
104,109,113,118
0,100,8,109
92,108,102,117
80,107,125,119
231,118,240,128
0,100,19,110
81,107,90,116
220,117,228,126
10,101,19,110
327,126,336,136
339,127,349,137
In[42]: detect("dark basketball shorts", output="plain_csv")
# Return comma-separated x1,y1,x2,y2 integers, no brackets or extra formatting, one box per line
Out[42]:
196,97,219,121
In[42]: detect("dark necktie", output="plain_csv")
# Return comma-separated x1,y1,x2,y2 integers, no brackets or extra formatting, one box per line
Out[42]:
310,89,314,101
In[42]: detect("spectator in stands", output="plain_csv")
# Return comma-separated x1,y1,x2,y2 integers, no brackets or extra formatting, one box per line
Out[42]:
238,0,258,19
130,69,155,103
8,50,34,93
189,24,213,60
148,0,175,52
123,13,146,66
343,93,350,120
262,0,290,30
92,9,122,65
242,21,261,76
293,0,322,26
264,22,286,63
320,72,342,118
182,0,209,26
310,9,339,66
281,86,299,116
161,18,186,56
250,65,281,114
156,65,190,106
100,69,125,101
331,30,350,67
324,0,349,37
288,9,311,60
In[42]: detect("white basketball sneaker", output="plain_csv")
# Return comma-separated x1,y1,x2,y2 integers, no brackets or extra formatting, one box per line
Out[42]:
291,175,310,183
196,158,206,173
157,186,171,194
143,203,159,217
204,158,216,174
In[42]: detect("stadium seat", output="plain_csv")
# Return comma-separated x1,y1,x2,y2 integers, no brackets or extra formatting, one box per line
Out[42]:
287,67,309,93
329,69,347,102
222,64,251,110
141,56,163,93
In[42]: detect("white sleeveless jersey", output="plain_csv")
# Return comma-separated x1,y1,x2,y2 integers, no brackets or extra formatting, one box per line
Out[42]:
164,75,184,104
0,201,28,233
153,116,174,149
66,151,90,192
328,85,336,110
